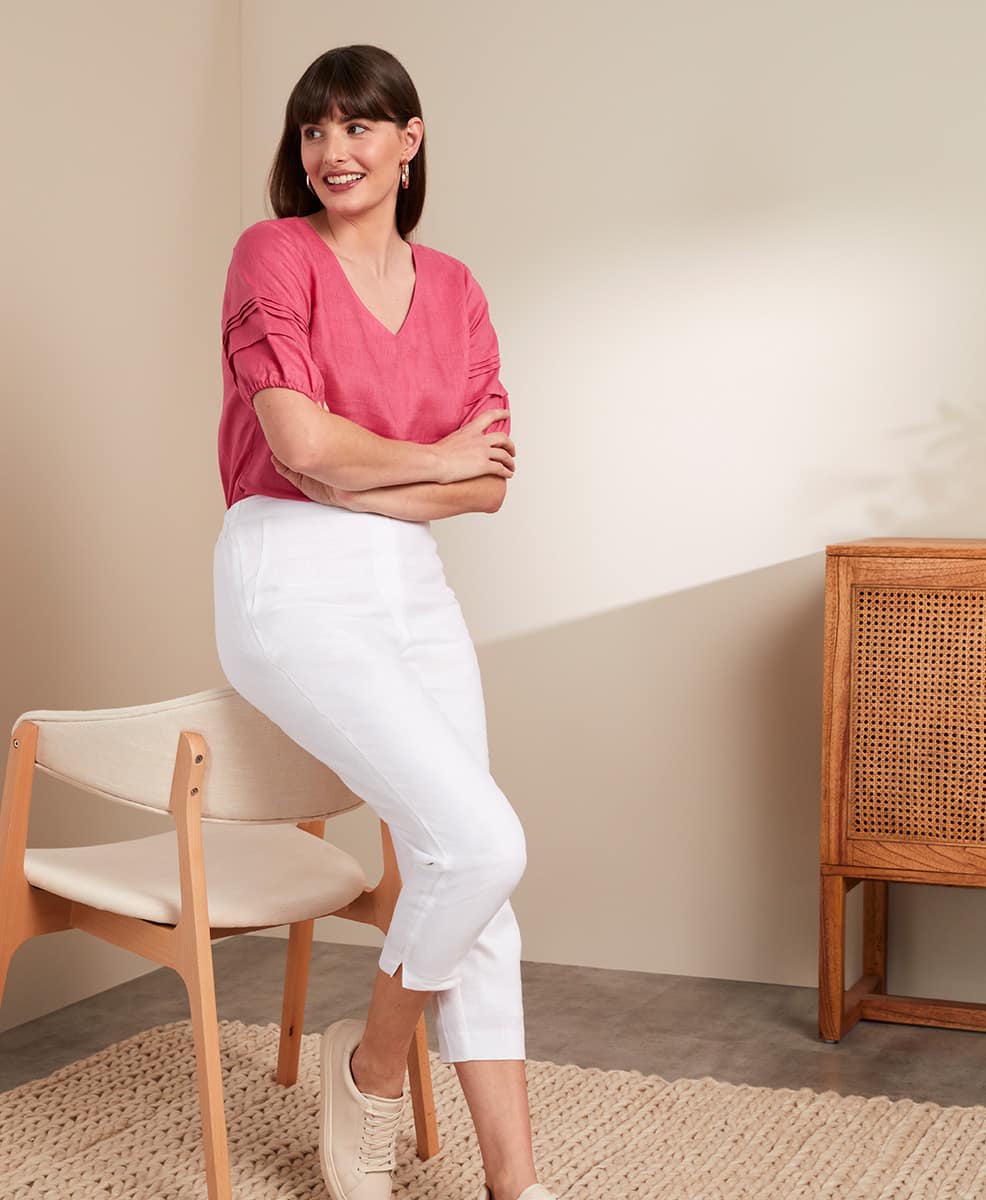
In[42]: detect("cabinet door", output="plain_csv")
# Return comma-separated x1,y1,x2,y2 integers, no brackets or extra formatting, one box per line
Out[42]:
822,554,986,876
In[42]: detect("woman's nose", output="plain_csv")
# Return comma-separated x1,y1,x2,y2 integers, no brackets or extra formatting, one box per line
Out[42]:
321,136,347,164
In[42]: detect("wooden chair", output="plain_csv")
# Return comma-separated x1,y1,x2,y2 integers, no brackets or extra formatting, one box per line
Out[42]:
0,684,440,1200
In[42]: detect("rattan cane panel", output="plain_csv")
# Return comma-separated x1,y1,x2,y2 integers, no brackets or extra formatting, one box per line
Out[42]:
849,587,986,843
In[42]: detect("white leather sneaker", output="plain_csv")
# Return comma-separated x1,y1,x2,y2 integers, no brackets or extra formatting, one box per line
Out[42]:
319,1017,407,1200
476,1185,560,1200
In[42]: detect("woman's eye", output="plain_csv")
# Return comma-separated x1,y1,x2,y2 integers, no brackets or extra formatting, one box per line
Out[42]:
302,124,367,139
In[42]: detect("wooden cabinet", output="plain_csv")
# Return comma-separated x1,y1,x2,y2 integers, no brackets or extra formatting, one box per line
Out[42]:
819,537,986,1040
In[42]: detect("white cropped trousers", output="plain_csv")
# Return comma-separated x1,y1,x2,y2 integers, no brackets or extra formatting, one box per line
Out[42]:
213,494,527,1062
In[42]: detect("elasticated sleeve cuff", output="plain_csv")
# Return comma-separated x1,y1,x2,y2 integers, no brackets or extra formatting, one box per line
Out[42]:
221,223,326,410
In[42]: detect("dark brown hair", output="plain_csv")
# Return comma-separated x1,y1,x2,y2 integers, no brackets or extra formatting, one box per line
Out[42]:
265,45,425,239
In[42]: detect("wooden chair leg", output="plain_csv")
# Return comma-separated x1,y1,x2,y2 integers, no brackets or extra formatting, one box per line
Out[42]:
1,722,71,1006
276,916,316,1086
172,732,232,1200
819,872,847,1042
181,942,232,1200
275,820,325,1086
406,1010,440,1160
0,725,35,1009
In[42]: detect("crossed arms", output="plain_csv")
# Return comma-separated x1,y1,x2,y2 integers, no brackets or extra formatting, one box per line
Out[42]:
252,386,511,522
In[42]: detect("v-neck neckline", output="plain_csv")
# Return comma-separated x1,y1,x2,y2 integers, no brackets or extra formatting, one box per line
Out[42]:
296,216,419,339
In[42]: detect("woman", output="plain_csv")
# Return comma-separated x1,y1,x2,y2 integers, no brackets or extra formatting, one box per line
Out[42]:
213,44,559,1200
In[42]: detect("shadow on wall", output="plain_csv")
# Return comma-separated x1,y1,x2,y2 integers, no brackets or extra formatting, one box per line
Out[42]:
481,551,827,987
796,396,986,536
870,396,986,531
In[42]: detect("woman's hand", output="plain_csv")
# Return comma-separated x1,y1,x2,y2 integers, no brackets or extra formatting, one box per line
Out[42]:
432,409,515,484
270,454,356,508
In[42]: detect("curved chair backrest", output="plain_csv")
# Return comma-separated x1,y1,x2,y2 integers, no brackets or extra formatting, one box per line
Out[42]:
10,685,365,823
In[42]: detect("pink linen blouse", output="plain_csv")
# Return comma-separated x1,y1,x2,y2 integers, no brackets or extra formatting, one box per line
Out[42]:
217,216,511,509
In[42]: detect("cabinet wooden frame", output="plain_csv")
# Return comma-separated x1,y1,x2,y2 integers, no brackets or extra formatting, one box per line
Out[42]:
819,538,986,1040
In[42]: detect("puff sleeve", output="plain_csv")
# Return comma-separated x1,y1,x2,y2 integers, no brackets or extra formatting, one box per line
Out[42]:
221,222,326,411
458,265,511,436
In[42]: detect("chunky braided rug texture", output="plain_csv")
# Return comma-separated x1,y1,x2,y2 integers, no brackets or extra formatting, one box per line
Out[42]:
2,1019,986,1199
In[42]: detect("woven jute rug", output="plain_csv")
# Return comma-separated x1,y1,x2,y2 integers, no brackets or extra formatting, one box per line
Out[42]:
2,1018,986,1199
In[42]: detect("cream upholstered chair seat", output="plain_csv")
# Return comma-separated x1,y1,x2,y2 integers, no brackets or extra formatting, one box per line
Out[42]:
1,684,440,1200
22,823,366,927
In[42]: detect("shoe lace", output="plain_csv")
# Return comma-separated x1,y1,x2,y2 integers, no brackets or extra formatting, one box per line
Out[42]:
358,1095,405,1172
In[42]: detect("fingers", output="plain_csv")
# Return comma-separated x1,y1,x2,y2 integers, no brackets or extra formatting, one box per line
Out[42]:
489,448,515,474
477,408,511,430
487,434,515,454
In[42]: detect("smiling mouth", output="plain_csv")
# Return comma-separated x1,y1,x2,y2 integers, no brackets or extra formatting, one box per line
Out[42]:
323,173,365,187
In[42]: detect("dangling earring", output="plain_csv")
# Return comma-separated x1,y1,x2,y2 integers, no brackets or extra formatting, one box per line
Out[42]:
400,159,410,189
305,173,315,193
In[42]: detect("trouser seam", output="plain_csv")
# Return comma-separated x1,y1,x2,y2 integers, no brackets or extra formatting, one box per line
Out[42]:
381,859,458,989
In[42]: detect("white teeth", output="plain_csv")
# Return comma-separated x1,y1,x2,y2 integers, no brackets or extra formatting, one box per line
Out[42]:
325,173,363,184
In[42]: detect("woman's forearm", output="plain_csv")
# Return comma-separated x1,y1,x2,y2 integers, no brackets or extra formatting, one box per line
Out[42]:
253,388,444,490
301,407,444,490
342,475,505,521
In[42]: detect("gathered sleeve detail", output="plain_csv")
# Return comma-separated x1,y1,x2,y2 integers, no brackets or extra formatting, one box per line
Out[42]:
458,265,510,436
221,224,326,410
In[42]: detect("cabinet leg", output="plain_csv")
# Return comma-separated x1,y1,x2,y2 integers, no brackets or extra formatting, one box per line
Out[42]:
819,873,847,1042
863,880,888,994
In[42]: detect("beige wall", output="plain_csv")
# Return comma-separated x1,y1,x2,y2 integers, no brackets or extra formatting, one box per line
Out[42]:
3,1,986,1034
1,0,241,1031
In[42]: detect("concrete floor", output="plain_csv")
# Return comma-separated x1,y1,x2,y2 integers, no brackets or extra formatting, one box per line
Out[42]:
3,935,986,1107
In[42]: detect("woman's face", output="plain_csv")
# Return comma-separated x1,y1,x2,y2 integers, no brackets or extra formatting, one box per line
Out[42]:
300,105,422,213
